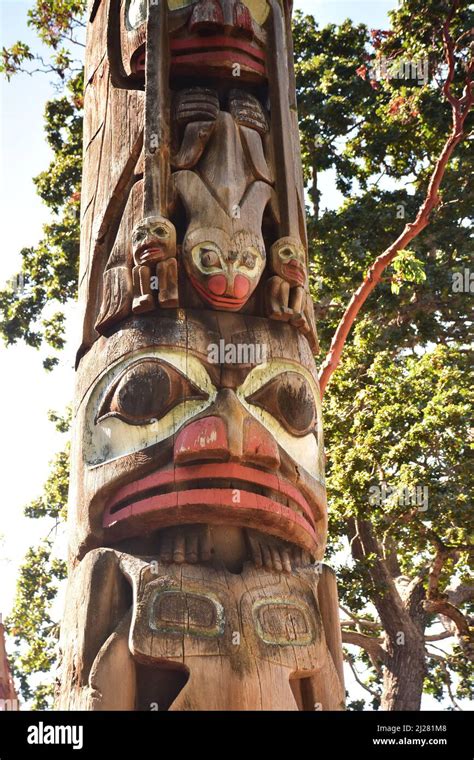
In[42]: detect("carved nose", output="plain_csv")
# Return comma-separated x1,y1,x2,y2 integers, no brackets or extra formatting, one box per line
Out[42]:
189,0,253,35
223,270,250,299
174,416,228,463
174,391,280,469
189,0,225,33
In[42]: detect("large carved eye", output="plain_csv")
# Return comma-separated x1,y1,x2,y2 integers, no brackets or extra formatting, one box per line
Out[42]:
200,248,221,269
97,359,208,425
240,249,258,270
245,371,317,437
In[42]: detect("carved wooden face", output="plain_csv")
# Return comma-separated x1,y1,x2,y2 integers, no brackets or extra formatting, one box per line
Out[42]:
70,312,326,562
126,0,271,29
132,216,177,265
125,0,270,81
184,227,266,309
270,237,307,288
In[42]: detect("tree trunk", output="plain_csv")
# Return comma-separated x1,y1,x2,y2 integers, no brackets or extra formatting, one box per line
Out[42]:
381,634,426,710
348,518,428,710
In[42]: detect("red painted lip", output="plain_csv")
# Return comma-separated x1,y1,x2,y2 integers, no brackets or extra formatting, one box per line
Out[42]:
135,245,164,261
282,262,306,286
190,275,250,311
133,38,266,78
103,463,321,549
170,36,266,77
170,35,265,61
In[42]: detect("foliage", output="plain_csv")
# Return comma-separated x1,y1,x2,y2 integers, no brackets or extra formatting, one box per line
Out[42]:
0,1,84,368
294,0,472,708
2,0,472,709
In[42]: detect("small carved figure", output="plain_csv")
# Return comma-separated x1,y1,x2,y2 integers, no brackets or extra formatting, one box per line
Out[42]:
131,216,178,312
266,236,307,322
266,236,319,352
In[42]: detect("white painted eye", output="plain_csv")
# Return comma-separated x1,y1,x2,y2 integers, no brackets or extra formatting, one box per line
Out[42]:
192,243,223,273
199,247,221,269
278,246,295,261
238,361,324,482
84,348,216,466
240,248,259,271
126,0,147,30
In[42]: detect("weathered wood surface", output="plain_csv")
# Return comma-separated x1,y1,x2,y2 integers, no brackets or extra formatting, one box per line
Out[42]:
60,0,344,711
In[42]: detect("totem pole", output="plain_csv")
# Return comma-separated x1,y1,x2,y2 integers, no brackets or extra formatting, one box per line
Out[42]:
58,0,345,710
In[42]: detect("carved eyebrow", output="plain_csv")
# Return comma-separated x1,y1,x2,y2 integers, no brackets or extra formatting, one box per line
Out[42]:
237,361,320,403
92,347,217,412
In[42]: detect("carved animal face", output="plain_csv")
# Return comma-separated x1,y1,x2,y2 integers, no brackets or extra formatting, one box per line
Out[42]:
270,237,307,288
70,312,326,562
184,227,265,310
132,217,177,266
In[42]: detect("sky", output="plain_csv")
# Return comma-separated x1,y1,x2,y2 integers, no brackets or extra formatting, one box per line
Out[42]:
0,0,467,710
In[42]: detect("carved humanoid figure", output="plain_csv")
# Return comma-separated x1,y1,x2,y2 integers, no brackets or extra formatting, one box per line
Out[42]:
131,216,178,312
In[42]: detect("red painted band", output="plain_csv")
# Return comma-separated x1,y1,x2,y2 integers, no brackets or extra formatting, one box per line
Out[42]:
170,36,266,62
171,51,266,77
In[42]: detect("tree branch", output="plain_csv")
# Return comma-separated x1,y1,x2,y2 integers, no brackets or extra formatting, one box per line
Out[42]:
342,630,386,664
340,605,382,631
427,652,463,710
348,518,415,640
425,630,454,642
424,599,473,660
318,1,473,397
344,653,380,699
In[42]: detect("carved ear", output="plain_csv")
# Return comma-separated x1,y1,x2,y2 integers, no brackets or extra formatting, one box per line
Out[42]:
95,266,133,333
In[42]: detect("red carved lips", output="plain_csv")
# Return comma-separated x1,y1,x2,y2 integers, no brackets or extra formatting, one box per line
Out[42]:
103,463,321,553
282,261,306,287
169,36,267,79
135,245,165,263
190,274,252,311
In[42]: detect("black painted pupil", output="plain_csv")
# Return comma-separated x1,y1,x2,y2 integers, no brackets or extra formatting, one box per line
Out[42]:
115,363,171,420
277,378,314,432
201,250,219,267
243,252,256,268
